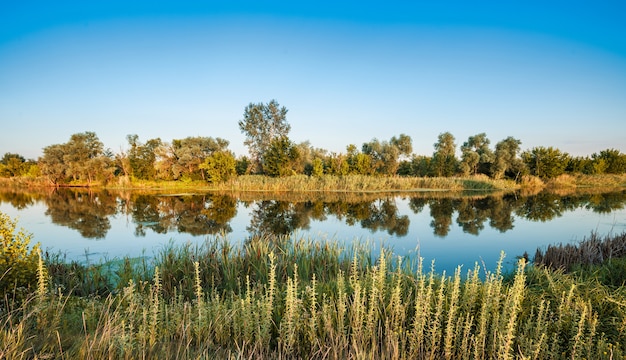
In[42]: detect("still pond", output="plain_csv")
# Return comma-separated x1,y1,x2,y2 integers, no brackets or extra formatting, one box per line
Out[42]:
1,188,625,274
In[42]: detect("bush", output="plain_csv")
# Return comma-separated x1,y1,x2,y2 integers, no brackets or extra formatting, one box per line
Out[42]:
0,211,42,302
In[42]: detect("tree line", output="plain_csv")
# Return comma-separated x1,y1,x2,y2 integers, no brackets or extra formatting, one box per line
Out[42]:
1,100,625,185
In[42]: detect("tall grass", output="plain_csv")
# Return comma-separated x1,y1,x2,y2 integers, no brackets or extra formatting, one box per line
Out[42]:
2,232,624,359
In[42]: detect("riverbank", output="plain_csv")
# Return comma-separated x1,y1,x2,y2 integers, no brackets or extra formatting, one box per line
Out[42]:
2,221,625,358
3,173,626,193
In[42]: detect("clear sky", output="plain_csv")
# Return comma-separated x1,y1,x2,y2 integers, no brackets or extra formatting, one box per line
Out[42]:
1,1,625,160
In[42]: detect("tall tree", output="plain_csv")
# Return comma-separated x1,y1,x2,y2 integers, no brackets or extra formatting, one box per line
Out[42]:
238,100,290,173
492,137,525,180
430,132,457,177
460,133,494,176
126,135,162,180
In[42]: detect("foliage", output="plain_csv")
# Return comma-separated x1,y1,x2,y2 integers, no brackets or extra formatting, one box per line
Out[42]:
492,137,526,180
460,133,494,176
39,132,114,185
239,99,290,173
0,212,44,303
168,136,230,181
263,136,301,177
235,155,251,175
522,146,570,179
362,134,413,175
125,135,162,180
199,150,237,183
0,153,28,177
431,132,458,177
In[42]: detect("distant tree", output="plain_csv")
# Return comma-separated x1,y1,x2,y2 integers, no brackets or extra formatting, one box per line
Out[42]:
40,132,113,185
40,144,68,185
522,146,570,179
200,150,237,183
309,158,324,177
126,135,162,180
238,100,290,173
460,133,494,176
492,137,525,180
263,136,300,177
295,141,327,175
0,153,27,177
362,134,413,175
346,144,373,175
430,132,457,177
235,156,251,175
170,137,230,180
325,152,349,176
594,148,626,174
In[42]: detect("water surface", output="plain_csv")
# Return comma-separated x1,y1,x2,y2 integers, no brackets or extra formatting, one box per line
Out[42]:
1,188,625,274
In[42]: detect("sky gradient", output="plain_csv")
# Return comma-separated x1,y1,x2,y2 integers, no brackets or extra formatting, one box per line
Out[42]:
1,1,625,160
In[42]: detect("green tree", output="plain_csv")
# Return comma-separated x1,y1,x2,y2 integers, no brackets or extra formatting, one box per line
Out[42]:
492,137,525,180
126,135,162,180
263,136,300,177
238,100,290,173
200,150,237,183
39,132,113,185
594,149,626,174
235,156,251,175
39,143,68,185
63,132,111,184
362,134,413,175
0,153,27,177
522,146,570,179
346,144,373,175
430,132,457,177
170,137,229,180
460,133,494,176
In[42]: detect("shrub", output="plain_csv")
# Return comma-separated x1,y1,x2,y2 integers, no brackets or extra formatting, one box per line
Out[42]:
0,211,43,302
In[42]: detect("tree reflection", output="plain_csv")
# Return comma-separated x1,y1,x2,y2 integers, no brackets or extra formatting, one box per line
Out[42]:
44,189,117,238
429,199,455,237
585,191,626,214
455,198,489,235
0,190,40,210
2,188,625,240
248,200,314,236
356,198,409,236
516,192,567,222
127,194,237,236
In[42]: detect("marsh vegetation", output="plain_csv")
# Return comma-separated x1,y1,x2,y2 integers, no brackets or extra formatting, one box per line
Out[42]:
1,214,625,359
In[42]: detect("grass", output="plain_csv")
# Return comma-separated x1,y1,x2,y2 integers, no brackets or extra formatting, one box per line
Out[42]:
2,231,626,359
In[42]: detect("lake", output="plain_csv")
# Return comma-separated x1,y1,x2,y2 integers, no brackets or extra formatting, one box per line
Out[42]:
1,188,625,274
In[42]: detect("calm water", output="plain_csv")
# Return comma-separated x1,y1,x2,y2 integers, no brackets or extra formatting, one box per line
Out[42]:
1,188,625,274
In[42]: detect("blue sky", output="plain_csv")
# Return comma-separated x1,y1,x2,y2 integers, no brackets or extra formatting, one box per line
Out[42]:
1,1,625,160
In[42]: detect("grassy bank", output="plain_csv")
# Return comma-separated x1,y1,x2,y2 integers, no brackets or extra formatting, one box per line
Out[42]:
2,231,626,359
5,173,626,193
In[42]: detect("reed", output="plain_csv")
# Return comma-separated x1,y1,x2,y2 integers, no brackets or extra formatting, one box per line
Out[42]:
1,229,625,358
534,231,626,272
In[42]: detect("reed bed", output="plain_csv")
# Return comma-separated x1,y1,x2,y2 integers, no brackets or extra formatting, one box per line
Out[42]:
534,231,626,272
214,174,519,192
2,232,625,359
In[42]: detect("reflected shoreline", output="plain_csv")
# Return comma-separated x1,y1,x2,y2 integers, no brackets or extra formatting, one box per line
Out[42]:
1,187,624,240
